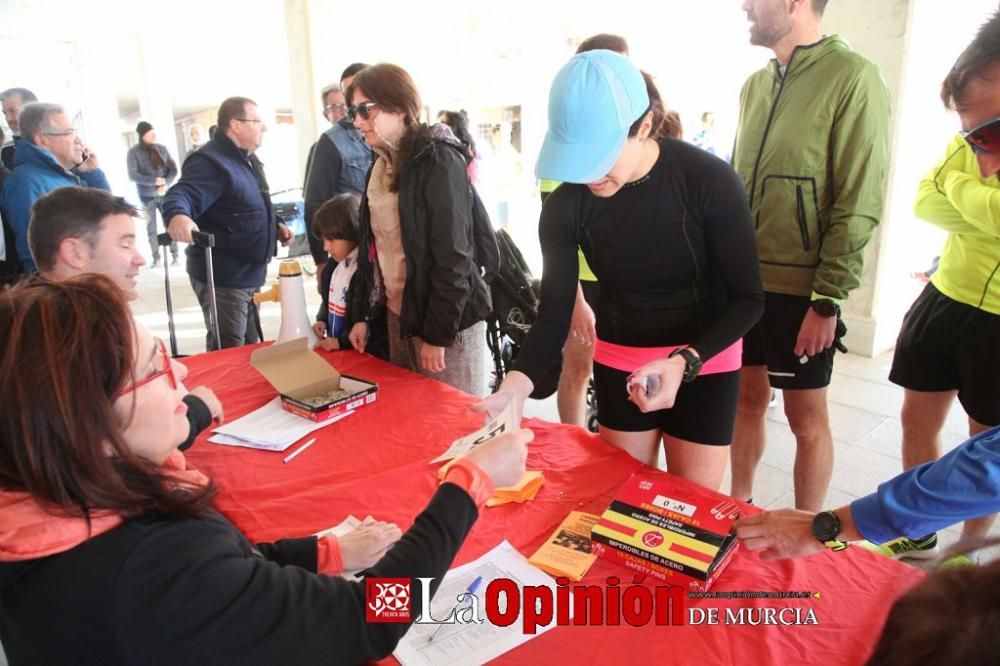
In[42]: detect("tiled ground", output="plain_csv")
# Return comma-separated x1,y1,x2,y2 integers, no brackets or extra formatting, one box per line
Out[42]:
131,247,998,567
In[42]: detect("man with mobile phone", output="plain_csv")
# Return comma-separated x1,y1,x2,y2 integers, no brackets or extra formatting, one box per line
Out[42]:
0,101,110,275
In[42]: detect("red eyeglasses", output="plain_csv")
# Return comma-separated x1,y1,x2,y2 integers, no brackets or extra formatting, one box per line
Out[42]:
117,338,177,397
961,116,1000,155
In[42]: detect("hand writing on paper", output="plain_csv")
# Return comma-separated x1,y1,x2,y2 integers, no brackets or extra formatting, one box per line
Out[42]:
339,520,403,571
461,428,533,489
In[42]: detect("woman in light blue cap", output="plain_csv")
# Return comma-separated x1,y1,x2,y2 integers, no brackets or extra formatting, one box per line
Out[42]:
477,50,764,490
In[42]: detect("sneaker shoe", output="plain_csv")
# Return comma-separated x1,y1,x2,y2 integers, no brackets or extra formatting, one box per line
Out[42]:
151,257,161,268
767,389,778,408
171,256,180,267
938,552,979,570
860,533,939,560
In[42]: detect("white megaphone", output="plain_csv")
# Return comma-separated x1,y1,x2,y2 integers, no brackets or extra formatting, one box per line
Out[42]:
253,259,319,347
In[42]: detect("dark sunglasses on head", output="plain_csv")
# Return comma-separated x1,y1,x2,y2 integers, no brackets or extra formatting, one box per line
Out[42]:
347,102,379,122
961,116,1000,155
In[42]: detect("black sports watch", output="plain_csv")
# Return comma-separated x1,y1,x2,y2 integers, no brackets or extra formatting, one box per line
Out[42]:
810,299,839,318
811,510,842,543
669,347,702,383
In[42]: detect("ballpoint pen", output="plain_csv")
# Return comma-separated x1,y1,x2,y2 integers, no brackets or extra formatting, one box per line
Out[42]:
283,437,317,464
428,576,484,643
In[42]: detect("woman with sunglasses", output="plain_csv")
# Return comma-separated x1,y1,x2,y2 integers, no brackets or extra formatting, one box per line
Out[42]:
344,64,495,395
478,51,763,491
0,275,529,664
884,9,1000,558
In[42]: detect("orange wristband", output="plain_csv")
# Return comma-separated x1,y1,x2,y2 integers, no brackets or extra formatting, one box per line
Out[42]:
443,458,494,508
316,534,344,574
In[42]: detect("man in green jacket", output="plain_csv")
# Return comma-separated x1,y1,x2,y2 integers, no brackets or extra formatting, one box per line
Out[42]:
730,0,891,511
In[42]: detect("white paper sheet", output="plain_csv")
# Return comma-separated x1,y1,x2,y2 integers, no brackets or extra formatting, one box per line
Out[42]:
429,401,518,464
394,540,566,666
208,397,352,451
314,515,361,538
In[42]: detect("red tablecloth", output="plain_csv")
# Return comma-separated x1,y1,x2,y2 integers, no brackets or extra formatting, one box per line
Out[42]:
182,345,923,666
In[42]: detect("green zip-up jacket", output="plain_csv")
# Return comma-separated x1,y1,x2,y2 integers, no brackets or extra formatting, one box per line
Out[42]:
733,35,891,301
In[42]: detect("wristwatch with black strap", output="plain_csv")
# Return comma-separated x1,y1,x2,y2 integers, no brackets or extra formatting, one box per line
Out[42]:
809,298,839,318
812,510,848,551
668,347,702,383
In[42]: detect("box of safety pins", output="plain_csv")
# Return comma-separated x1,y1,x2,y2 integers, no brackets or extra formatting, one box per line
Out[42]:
250,338,378,421
591,471,746,592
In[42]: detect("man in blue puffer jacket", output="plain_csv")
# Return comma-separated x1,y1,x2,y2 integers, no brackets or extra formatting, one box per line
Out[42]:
0,102,111,274
164,96,291,350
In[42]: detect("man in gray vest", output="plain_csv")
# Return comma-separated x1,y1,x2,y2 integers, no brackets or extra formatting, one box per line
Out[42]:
303,63,371,267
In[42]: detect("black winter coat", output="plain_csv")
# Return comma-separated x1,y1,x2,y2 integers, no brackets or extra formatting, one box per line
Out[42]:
0,484,478,665
357,136,492,347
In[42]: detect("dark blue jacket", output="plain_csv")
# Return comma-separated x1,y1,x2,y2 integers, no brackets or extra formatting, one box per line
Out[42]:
163,132,277,289
0,140,111,273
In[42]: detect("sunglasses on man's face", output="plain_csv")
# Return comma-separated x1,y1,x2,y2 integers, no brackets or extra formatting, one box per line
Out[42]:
347,102,379,122
961,116,1000,155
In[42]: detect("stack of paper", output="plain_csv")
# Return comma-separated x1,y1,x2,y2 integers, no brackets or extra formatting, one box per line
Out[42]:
486,471,545,507
208,397,352,451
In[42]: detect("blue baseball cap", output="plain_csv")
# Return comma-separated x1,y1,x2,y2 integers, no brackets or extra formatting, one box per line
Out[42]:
535,50,649,183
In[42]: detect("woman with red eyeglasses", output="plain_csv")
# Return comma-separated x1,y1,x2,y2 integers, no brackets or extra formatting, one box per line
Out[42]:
882,9,1000,561
0,275,529,664
344,64,497,396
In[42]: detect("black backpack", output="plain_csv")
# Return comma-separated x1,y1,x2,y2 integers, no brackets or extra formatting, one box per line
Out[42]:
469,184,500,283
485,228,561,399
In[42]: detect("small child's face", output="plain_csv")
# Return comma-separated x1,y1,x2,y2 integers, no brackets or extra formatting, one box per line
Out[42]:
323,238,357,263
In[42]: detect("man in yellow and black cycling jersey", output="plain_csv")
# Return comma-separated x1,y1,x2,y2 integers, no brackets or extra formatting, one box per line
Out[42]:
879,9,1000,562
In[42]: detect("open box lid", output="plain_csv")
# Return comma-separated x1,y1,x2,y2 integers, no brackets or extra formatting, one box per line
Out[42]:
250,337,341,399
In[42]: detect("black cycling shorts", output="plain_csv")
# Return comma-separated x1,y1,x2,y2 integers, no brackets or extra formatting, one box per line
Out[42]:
889,282,1000,426
742,292,840,390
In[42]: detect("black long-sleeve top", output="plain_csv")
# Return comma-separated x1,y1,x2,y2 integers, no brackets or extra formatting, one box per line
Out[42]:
0,483,478,665
514,138,764,381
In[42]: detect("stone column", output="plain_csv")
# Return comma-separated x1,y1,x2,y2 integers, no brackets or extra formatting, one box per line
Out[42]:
282,0,319,183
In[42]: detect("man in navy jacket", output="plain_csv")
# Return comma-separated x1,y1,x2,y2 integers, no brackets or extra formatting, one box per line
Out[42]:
164,96,291,350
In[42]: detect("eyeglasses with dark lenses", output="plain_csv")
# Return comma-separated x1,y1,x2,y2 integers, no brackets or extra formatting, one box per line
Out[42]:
347,102,379,122
961,117,1000,155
